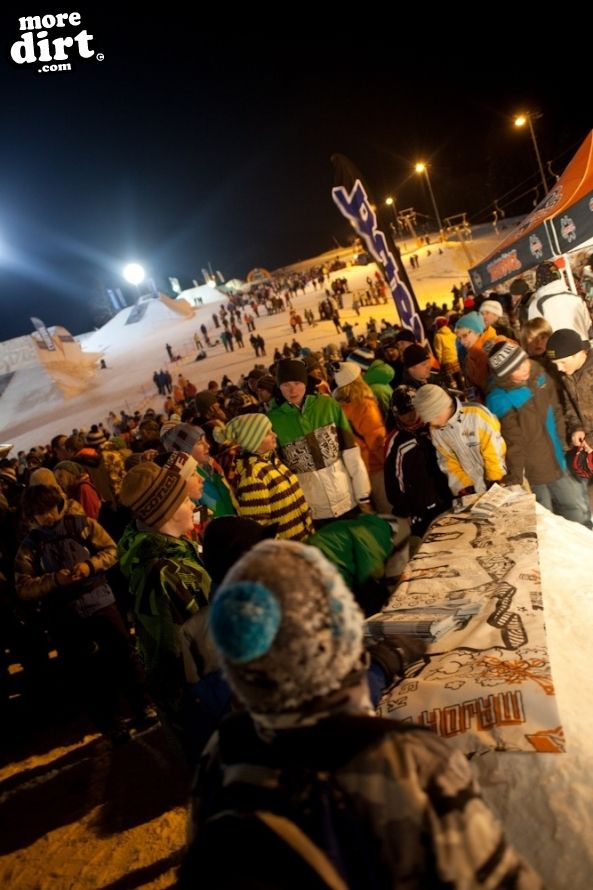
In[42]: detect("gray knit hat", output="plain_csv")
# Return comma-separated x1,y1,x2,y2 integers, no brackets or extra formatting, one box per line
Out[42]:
160,422,205,454
488,341,528,378
210,540,365,715
413,384,452,422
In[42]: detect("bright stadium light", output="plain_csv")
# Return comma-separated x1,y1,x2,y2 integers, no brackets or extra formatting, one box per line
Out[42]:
122,262,145,286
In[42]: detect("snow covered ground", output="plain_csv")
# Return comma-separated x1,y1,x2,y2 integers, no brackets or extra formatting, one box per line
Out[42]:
1,226,504,453
3,222,592,889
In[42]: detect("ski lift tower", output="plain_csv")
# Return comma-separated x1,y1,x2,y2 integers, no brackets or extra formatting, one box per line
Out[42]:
397,208,418,239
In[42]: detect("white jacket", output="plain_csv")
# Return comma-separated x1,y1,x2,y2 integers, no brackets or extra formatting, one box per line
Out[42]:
527,280,592,340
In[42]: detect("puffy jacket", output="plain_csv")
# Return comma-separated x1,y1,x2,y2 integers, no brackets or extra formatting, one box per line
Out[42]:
384,427,452,534
15,509,117,617
339,396,387,475
364,360,394,418
528,280,592,340
486,365,566,486
433,325,459,367
429,399,506,495
268,394,371,520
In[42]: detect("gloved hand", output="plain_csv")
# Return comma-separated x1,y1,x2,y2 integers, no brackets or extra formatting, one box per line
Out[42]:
366,636,426,684
457,486,476,497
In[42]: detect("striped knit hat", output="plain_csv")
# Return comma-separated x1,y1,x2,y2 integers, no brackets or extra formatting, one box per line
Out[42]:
488,341,528,378
223,413,272,453
86,428,108,448
160,422,205,454
119,462,187,529
347,348,375,370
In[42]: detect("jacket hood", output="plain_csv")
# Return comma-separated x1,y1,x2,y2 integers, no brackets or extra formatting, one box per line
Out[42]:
364,360,395,386
117,522,202,579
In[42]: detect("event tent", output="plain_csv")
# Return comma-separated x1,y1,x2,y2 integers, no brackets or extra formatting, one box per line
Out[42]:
469,131,593,292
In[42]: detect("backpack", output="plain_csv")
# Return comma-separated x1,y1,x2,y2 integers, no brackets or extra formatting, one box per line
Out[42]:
178,713,412,890
26,514,113,617
28,514,92,575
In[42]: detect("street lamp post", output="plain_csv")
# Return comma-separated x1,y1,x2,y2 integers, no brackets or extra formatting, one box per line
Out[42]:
415,163,443,237
385,196,398,239
514,112,548,195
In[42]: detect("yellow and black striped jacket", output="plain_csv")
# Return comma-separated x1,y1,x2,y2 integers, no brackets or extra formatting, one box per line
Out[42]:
233,452,313,541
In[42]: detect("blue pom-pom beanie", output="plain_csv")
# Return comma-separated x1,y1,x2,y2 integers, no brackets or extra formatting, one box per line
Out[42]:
210,540,365,715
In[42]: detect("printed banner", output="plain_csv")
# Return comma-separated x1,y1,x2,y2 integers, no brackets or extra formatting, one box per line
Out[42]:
371,492,563,754
332,179,425,341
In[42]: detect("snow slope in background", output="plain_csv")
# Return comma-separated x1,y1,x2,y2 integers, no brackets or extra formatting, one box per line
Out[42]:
1,230,505,453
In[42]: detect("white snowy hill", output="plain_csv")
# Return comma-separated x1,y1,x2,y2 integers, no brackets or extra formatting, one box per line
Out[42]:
0,225,507,453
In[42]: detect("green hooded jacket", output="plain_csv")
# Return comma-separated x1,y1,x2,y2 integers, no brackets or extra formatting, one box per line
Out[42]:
118,523,210,708
364,360,395,418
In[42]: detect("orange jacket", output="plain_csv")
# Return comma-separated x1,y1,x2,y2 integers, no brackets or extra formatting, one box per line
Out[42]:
340,397,387,475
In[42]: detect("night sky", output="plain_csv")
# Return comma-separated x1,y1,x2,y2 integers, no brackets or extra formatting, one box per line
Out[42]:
0,12,590,338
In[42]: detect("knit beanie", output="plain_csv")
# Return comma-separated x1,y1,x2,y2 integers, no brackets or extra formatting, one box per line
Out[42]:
275,358,308,385
86,427,107,448
347,348,375,370
246,368,266,382
488,341,528,378
256,374,276,393
28,467,61,488
160,422,205,454
54,460,85,478
210,540,364,715
332,361,361,390
546,328,588,361
159,420,179,440
455,311,485,335
435,316,449,328
303,353,321,371
164,451,198,482
119,462,187,529
395,329,416,344
403,344,429,369
479,299,503,319
223,413,272,453
510,278,530,296
413,384,452,422
194,390,219,417
390,385,418,416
